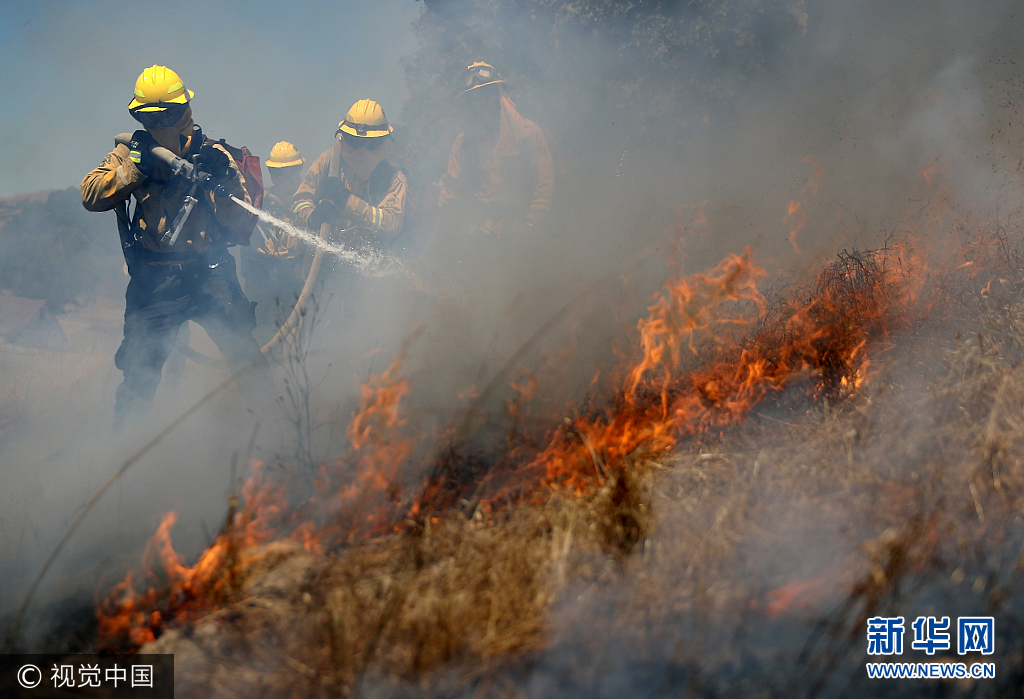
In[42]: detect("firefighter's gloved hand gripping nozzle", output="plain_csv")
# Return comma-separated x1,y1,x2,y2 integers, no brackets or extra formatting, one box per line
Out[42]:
114,132,233,248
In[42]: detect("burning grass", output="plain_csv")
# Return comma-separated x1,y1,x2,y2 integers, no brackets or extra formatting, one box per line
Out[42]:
89,194,1024,696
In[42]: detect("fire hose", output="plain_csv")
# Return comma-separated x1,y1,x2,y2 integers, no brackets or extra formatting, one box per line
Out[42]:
112,134,340,359
113,133,215,247
259,139,340,355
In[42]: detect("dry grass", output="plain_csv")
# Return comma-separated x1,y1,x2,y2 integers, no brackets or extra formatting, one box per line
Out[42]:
135,239,1024,698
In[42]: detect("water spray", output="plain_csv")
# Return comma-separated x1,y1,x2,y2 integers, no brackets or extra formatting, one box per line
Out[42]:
230,191,440,354
230,196,399,278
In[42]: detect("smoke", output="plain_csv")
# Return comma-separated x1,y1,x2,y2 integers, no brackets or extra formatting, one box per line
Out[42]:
368,0,1024,693
231,196,400,274
0,0,422,648
3,0,1024,682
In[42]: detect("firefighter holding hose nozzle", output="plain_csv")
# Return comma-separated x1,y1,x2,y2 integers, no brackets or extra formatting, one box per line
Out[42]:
81,65,269,431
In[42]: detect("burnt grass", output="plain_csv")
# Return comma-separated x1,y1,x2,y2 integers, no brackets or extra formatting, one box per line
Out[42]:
78,238,1024,697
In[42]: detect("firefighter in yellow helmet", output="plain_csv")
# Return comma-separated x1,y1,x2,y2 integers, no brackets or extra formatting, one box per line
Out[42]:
81,65,267,430
438,62,554,238
242,140,306,342
292,99,408,249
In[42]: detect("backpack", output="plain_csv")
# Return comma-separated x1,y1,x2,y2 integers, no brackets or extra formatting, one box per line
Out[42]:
212,138,264,246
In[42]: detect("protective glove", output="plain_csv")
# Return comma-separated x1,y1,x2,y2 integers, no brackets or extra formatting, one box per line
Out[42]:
307,199,341,229
315,176,352,207
128,130,158,179
195,143,233,182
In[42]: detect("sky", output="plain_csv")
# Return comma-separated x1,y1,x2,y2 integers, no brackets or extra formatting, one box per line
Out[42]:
0,0,423,197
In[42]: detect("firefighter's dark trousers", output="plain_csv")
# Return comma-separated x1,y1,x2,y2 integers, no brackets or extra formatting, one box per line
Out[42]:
241,251,304,345
113,244,268,430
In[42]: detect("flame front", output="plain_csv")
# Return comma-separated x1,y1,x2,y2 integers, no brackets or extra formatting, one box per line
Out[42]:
98,175,950,651
97,466,288,650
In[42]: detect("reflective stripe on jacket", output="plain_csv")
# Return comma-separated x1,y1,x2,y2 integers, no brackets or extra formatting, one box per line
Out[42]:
292,148,407,240
81,140,251,255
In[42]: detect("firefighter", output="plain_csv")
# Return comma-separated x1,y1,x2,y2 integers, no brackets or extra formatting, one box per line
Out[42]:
81,65,268,430
243,141,306,342
437,62,555,238
291,99,408,249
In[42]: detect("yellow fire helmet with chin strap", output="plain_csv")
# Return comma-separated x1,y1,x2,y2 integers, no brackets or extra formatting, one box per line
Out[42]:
337,99,394,138
461,61,506,95
128,65,194,113
266,141,304,169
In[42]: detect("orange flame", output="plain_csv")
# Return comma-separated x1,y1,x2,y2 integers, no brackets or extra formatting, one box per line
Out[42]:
785,200,806,253
97,463,288,650
101,154,984,648
920,161,945,187
516,246,921,497
626,249,767,411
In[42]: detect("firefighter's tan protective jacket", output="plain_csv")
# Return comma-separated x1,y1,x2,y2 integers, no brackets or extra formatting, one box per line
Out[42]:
292,148,407,240
438,91,554,235
81,136,250,255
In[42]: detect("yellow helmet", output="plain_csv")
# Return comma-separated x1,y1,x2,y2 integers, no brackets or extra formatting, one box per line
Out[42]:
266,141,303,169
338,99,393,138
461,61,506,95
128,65,194,113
